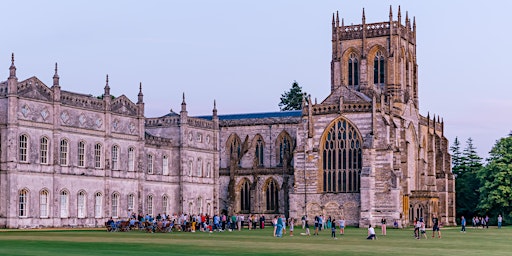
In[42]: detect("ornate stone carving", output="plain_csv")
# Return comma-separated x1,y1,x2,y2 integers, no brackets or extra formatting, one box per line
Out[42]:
21,104,30,117
60,111,69,124
40,108,49,121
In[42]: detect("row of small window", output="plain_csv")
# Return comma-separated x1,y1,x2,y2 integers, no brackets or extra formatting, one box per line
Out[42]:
18,189,169,219
227,132,292,167
187,159,213,178
18,134,170,174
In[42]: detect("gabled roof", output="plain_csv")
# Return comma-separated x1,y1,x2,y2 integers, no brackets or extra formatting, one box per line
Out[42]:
322,85,371,105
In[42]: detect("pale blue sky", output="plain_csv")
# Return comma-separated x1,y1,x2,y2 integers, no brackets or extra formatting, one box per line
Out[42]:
2,0,511,159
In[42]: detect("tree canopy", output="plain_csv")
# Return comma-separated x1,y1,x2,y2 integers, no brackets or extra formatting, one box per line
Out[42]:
477,135,512,223
278,81,306,111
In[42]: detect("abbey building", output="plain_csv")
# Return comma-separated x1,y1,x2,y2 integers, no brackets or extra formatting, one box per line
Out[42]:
0,7,455,228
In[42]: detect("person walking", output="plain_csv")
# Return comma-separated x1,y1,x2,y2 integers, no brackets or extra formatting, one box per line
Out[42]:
432,214,441,238
460,216,466,233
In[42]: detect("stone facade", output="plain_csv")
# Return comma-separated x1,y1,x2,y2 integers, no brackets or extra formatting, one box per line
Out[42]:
0,8,455,229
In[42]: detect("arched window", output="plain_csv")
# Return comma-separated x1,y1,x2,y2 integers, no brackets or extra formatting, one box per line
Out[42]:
111,192,119,218
188,160,193,176
266,180,279,212
127,194,135,212
255,137,264,167
348,53,359,90
60,139,69,166
162,195,168,214
94,143,102,168
19,134,28,162
19,189,29,217
77,191,86,218
147,154,153,174
128,147,135,171
40,190,49,218
197,158,203,177
321,118,362,193
162,155,169,175
276,133,292,167
95,192,102,218
147,195,153,216
40,137,49,164
78,141,85,167
374,51,385,89
228,135,241,167
240,180,250,212
111,145,119,170
60,190,69,218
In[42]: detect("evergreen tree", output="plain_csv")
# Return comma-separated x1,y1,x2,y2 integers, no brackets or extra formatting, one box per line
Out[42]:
455,138,483,218
477,134,512,224
278,81,305,111
451,137,463,175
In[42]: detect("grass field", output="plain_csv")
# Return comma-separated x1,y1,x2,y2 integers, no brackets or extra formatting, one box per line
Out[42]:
0,226,510,256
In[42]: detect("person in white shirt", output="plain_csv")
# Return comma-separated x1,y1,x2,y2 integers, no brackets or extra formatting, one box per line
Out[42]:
367,224,376,240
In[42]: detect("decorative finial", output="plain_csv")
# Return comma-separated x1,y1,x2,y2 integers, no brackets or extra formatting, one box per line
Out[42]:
137,82,143,103
336,11,339,27
213,99,217,116
182,92,186,104
181,92,187,112
106,74,109,86
413,16,416,31
9,53,17,79
104,74,110,96
362,8,366,22
53,62,60,86
341,18,344,27
389,5,393,20
54,62,58,76
398,5,402,23
332,13,335,24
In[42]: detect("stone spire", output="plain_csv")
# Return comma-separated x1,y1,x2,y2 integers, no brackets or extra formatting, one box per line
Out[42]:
9,53,16,79
53,63,60,87
398,5,402,24
212,99,217,117
389,5,393,20
181,92,187,112
137,82,143,104
104,74,110,96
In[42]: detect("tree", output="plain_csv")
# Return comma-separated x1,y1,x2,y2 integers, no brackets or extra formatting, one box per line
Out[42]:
477,134,512,224
454,138,483,219
279,81,306,111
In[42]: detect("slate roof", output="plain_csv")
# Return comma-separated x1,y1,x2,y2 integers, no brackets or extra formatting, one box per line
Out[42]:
195,110,302,121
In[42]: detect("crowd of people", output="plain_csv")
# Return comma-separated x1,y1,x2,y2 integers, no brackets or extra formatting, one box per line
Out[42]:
105,212,505,240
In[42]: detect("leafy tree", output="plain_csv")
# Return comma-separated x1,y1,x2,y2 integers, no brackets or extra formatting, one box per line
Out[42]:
279,81,306,111
454,138,483,219
477,134,512,224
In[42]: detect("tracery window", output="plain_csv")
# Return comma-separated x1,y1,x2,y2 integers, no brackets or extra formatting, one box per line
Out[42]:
348,52,359,90
78,141,85,167
255,137,264,167
277,133,291,167
19,134,28,162
228,135,241,166
40,137,49,164
60,139,69,166
240,180,250,212
374,51,385,88
40,190,49,218
322,118,362,193
94,143,102,168
266,179,279,212
19,189,28,217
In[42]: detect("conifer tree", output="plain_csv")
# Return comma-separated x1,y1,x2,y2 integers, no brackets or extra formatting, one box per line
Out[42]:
454,138,483,218
279,81,305,111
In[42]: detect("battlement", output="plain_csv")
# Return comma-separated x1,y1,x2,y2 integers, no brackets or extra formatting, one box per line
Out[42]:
339,21,414,41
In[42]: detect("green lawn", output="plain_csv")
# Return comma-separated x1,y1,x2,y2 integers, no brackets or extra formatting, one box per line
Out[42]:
0,226,510,256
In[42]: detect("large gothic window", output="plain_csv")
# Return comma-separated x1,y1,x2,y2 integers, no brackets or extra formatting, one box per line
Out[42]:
348,53,359,90
322,118,362,193
95,192,103,218
240,180,250,212
94,143,102,168
78,141,85,167
60,139,69,166
40,190,49,218
40,137,49,164
111,192,119,218
276,133,292,167
374,51,385,89
77,190,86,218
255,137,264,167
266,179,279,212
19,189,28,217
228,135,241,167
111,145,119,170
19,134,28,163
